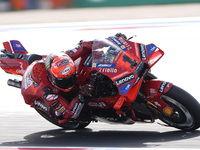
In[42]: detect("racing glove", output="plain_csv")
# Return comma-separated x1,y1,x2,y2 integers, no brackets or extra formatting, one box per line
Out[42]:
77,84,94,103
80,84,94,97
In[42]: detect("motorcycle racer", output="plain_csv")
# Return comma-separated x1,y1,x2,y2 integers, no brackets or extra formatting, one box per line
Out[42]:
2,33,200,131
21,33,126,124
22,47,94,124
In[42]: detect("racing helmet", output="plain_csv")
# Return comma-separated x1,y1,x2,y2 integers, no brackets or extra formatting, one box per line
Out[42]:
45,54,76,92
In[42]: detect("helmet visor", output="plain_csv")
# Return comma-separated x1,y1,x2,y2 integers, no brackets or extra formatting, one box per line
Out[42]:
50,72,76,90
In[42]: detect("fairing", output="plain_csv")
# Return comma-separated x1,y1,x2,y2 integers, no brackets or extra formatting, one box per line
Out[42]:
91,37,164,103
92,37,142,100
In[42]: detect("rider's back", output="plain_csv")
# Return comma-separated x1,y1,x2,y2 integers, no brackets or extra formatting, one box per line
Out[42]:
21,61,53,105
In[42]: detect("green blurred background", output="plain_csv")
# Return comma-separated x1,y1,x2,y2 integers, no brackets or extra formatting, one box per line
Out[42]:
72,0,200,7
0,0,200,11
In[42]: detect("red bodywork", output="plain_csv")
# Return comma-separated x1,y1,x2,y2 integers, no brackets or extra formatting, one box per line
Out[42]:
90,37,173,115
0,39,174,122
0,58,29,75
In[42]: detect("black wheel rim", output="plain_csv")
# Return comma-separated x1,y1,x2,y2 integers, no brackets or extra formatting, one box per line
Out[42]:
160,95,194,129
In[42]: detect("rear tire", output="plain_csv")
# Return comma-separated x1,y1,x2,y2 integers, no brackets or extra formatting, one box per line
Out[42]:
35,108,91,130
159,85,200,131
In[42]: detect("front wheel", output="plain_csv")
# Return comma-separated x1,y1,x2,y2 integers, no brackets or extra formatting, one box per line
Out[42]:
35,108,91,130
158,85,200,131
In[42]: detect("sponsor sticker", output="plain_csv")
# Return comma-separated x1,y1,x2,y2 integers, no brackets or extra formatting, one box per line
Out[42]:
61,66,71,75
99,68,117,73
22,69,33,91
147,44,157,56
68,50,74,55
83,54,93,67
134,61,144,75
10,40,26,52
72,48,78,53
115,73,135,86
120,82,132,94
33,100,48,112
139,44,147,60
92,63,97,67
16,62,25,74
93,63,117,68
88,102,106,108
109,36,127,51
46,94,58,101
159,81,169,93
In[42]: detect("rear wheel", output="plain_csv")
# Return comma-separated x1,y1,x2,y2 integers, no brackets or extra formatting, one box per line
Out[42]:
158,85,200,131
35,108,91,130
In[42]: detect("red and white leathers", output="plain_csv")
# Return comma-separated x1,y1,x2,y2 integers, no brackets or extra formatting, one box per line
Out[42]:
21,40,94,123
64,41,93,61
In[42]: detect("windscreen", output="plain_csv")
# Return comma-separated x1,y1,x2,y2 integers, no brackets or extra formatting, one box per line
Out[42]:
92,38,121,66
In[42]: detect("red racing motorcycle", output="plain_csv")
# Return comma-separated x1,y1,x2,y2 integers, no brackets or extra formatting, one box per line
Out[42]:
1,37,200,131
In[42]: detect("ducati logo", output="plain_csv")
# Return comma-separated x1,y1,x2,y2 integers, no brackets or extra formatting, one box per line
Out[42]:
46,94,58,101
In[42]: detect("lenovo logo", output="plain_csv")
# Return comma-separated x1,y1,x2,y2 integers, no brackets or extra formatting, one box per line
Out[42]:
115,73,135,86
139,44,147,60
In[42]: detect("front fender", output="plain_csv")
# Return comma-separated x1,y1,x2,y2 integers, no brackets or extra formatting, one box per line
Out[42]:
142,80,173,99
141,80,174,115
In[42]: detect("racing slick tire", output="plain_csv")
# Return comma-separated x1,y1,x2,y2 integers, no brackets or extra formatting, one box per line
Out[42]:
159,85,200,131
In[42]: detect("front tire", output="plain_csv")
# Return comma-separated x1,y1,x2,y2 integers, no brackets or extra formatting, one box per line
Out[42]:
158,85,200,131
35,108,91,130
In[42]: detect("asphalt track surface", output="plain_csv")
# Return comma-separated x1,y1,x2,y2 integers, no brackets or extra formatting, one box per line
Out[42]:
1,3,200,149
1,112,200,148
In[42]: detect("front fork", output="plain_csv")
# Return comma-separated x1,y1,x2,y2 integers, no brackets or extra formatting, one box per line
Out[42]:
138,80,174,118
